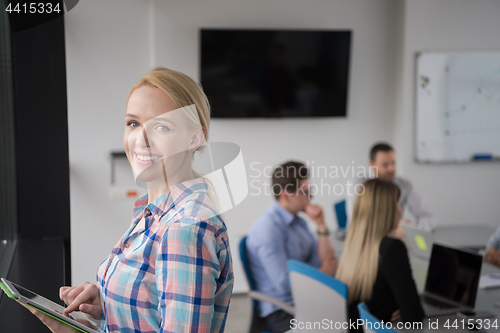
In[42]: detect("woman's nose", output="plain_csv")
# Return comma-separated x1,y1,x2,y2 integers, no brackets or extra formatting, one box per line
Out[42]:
129,127,151,149
141,128,151,147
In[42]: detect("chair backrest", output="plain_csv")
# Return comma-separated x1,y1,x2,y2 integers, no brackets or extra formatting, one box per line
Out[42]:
239,236,257,291
240,236,287,333
334,200,347,229
239,236,259,310
288,260,348,333
357,303,398,333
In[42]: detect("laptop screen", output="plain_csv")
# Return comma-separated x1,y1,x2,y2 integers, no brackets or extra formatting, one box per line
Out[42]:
424,243,483,307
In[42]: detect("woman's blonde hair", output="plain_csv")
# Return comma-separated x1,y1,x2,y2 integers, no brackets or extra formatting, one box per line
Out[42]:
336,179,400,304
127,67,210,151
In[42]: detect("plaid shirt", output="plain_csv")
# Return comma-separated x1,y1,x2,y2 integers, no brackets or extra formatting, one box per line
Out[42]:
96,178,233,333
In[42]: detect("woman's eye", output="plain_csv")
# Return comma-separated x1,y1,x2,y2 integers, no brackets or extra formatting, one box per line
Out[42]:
155,125,170,132
127,121,140,128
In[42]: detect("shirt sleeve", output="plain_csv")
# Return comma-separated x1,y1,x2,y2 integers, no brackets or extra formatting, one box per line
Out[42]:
406,184,436,231
254,222,292,296
380,239,425,323
155,217,222,333
98,287,107,333
308,237,322,269
487,226,500,250
96,258,109,333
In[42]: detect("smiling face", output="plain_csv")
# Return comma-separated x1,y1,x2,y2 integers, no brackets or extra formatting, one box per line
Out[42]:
123,85,203,188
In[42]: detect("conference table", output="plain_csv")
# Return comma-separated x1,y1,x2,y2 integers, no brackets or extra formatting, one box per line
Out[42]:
331,225,500,333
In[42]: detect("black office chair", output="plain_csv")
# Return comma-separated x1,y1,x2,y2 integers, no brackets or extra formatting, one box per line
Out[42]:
239,236,294,333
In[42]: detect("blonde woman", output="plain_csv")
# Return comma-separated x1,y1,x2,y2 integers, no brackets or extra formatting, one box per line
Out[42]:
337,179,424,329
23,67,234,332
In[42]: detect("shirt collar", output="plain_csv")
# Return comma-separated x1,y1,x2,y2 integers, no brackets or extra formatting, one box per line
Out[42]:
132,178,209,219
271,200,296,226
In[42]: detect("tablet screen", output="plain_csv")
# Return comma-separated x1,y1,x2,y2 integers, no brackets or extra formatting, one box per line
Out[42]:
11,282,98,328
12,282,67,315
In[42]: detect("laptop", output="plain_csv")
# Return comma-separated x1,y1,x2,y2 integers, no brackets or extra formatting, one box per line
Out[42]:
402,224,435,259
420,243,483,317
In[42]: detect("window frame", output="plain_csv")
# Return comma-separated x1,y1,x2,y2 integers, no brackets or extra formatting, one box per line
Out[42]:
0,4,18,282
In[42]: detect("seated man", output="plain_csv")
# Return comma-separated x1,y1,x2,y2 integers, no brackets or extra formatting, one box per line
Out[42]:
246,161,338,333
485,226,500,267
346,143,436,232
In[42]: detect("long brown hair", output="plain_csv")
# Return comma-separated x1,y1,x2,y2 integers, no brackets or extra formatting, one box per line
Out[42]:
336,179,400,303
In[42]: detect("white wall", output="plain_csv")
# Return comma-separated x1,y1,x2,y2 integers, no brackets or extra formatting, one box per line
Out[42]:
65,0,151,286
66,0,500,295
152,0,402,292
65,0,401,293
394,0,500,226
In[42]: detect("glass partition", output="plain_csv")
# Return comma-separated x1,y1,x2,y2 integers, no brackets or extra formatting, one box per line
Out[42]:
0,6,18,279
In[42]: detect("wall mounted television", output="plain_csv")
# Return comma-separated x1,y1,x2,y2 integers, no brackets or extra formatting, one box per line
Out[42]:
200,29,351,118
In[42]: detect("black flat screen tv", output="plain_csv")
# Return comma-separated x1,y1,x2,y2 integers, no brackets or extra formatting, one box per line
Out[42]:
200,29,351,118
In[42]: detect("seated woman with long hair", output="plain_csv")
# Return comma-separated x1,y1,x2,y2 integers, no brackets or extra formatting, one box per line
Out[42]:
336,179,424,329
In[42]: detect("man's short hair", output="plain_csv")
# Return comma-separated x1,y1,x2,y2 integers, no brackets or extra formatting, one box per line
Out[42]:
370,143,394,161
271,161,309,200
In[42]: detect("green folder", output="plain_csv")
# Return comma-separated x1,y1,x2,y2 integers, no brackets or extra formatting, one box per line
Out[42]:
414,235,428,251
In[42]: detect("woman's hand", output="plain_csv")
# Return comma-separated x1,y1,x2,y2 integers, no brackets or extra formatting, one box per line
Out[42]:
60,282,102,320
19,303,79,333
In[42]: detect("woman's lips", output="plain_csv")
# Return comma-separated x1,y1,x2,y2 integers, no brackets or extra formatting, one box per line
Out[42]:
134,152,163,165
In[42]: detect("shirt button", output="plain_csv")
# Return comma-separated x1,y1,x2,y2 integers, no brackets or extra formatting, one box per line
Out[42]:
124,242,130,248
144,208,151,216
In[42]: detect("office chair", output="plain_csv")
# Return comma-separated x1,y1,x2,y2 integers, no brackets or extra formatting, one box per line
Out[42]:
334,200,347,229
287,260,348,333
357,303,398,333
239,236,295,333
333,199,347,239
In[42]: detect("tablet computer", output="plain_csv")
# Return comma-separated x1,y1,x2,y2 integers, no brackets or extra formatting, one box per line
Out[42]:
0,278,99,333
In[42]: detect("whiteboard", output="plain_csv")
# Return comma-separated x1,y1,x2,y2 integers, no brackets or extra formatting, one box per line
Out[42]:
415,51,500,163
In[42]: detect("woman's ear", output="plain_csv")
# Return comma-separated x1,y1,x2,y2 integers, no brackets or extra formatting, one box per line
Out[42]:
188,127,206,153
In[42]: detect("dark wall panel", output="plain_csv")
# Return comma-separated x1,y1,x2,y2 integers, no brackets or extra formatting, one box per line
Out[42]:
11,15,70,246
